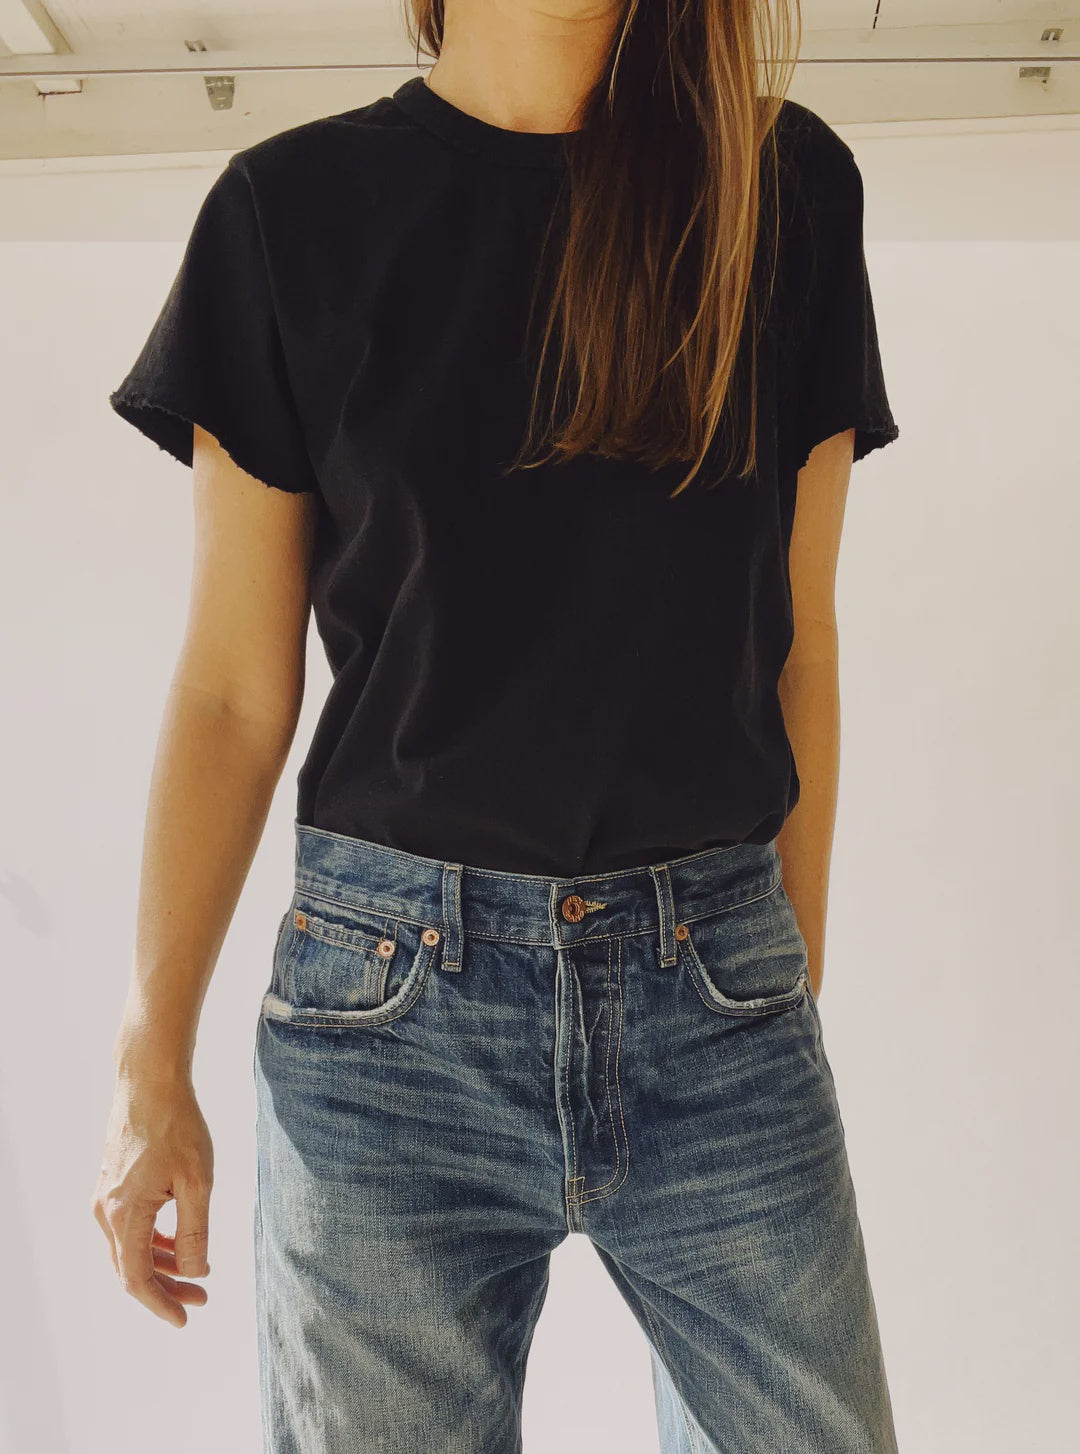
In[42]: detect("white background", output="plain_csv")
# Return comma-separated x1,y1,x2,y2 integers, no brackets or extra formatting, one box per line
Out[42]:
2,114,1078,1453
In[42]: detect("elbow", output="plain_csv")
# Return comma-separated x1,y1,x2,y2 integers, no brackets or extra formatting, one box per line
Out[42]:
783,614,839,673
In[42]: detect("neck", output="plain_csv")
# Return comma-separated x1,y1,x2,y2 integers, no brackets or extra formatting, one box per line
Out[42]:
424,0,623,135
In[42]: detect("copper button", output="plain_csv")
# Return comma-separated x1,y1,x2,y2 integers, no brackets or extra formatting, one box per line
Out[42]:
674,923,689,940
561,894,586,923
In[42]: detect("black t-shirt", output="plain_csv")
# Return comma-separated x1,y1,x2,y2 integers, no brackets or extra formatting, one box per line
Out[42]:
109,76,899,875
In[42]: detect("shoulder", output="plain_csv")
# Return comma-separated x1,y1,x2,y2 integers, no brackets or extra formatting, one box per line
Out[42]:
766,98,861,229
755,102,864,352
770,98,856,175
224,92,418,199
764,99,864,290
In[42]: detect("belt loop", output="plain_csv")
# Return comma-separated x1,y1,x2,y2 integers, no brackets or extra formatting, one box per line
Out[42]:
440,863,464,972
650,864,678,968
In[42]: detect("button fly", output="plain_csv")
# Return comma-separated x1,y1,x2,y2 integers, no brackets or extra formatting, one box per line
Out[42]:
561,894,586,923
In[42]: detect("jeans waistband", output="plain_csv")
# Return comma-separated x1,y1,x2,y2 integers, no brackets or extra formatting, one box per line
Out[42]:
291,822,783,971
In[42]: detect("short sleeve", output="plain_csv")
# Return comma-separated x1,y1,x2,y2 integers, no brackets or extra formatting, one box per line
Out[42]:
108,158,318,494
794,143,899,472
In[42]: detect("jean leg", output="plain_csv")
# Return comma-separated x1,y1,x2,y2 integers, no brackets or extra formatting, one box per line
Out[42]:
648,1336,717,1454
253,1011,562,1453
582,987,899,1454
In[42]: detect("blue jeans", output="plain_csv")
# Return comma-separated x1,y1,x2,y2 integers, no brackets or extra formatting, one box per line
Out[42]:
253,822,898,1453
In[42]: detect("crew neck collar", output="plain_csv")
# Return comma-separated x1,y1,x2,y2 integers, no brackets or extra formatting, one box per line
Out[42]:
391,74,575,170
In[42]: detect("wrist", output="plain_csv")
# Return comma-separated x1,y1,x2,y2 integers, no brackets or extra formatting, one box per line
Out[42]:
113,1030,194,1084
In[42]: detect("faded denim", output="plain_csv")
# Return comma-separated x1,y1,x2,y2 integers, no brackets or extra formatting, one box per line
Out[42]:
253,821,898,1453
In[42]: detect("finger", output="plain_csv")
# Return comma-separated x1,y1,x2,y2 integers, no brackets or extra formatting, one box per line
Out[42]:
154,1268,209,1306
114,1200,187,1327
91,1196,120,1277
150,1241,209,1284
151,1242,179,1272
173,1173,211,1277
150,1227,179,1263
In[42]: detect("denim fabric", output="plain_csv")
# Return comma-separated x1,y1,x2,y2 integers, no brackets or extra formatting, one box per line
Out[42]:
253,822,898,1453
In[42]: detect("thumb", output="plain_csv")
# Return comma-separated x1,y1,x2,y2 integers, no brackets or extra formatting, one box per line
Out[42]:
173,1173,211,1276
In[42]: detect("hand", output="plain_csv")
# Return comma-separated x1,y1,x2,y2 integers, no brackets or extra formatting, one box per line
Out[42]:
90,1072,214,1328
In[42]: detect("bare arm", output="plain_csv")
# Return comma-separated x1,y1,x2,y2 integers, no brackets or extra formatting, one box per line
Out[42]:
114,423,315,1077
775,427,854,1002
92,423,316,1326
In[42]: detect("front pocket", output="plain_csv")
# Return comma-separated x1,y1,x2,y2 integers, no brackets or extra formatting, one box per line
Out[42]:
261,891,443,1028
680,878,808,1018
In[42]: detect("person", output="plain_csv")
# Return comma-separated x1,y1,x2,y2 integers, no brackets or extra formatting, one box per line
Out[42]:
91,0,902,1448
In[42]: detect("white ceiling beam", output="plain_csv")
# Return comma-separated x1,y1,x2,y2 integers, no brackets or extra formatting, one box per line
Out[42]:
33,74,79,93
0,0,58,55
0,0,82,98
0,21,1077,82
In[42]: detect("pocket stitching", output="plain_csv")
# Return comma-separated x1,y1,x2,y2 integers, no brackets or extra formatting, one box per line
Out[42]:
261,931,440,1028
681,929,807,1019
292,908,392,955
275,896,398,1009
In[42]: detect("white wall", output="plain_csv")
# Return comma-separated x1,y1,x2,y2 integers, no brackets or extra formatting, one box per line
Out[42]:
2,121,1078,1454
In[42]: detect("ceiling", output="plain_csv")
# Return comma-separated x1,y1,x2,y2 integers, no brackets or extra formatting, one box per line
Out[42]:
0,1,1077,164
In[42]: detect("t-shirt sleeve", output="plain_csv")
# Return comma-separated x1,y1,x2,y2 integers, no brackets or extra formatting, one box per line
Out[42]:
794,140,899,472
108,157,318,494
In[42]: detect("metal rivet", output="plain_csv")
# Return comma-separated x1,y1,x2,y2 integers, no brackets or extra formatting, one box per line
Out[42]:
294,910,307,930
674,923,689,940
376,938,395,957
422,927,441,945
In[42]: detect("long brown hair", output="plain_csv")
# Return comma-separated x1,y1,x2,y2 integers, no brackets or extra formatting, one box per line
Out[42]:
402,1,801,497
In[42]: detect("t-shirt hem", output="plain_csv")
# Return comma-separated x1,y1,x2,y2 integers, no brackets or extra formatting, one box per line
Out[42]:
795,417,900,473
109,383,316,494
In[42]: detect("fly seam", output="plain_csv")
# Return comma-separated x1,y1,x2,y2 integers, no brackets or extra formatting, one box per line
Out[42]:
561,949,580,1195
579,933,631,1204
577,937,622,1199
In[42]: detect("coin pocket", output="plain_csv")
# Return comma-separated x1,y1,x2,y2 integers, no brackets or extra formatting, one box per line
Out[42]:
262,891,442,1028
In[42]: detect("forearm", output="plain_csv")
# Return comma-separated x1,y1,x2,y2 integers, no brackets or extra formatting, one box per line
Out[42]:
113,680,293,1082
774,644,841,997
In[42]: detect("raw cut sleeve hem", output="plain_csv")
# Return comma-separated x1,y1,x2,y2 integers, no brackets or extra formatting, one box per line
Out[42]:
108,383,317,495
795,417,900,474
